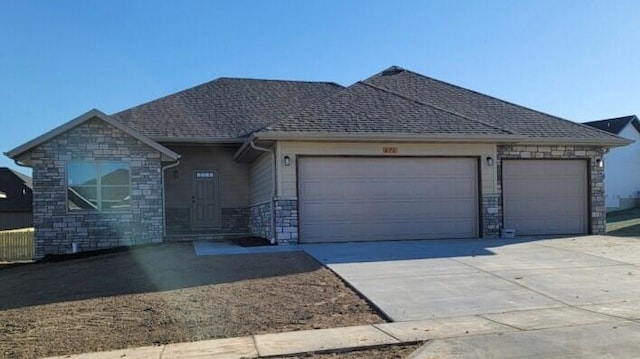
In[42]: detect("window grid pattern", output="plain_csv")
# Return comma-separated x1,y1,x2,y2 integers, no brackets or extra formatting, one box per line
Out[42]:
67,162,131,211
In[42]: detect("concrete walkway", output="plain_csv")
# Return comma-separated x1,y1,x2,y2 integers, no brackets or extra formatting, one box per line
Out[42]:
45,315,515,358
408,321,640,359
193,240,302,256
46,314,640,358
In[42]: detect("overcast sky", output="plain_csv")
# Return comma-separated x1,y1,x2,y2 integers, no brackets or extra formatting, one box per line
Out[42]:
2,0,639,173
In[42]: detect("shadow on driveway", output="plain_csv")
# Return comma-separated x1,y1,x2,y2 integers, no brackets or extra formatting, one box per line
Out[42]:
301,237,554,264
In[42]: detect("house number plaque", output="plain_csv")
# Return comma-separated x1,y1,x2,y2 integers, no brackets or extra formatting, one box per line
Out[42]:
382,146,398,154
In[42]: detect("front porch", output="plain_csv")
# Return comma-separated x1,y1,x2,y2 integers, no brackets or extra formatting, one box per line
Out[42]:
162,144,272,242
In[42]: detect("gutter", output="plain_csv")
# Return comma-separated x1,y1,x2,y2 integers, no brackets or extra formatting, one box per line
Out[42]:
249,140,277,245
515,137,633,148
161,159,181,237
12,159,31,169
243,131,632,148
254,131,528,143
152,136,246,144
233,133,257,161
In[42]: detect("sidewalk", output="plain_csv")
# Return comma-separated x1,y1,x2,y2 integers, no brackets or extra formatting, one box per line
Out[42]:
46,315,514,358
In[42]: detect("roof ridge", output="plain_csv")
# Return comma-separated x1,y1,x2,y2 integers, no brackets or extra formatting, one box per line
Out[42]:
112,77,224,117
584,115,637,125
217,77,343,86
251,81,352,134
359,81,516,135
584,115,640,136
372,67,623,140
113,77,344,118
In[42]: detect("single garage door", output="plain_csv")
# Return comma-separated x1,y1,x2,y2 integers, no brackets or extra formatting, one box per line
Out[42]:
503,160,588,235
298,157,478,243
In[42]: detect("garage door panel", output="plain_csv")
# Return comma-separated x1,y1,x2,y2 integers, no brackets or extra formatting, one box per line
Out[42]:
451,199,478,216
514,218,584,235
304,220,476,242
305,199,474,222
503,160,587,236
371,180,422,197
453,178,479,196
299,157,478,243
547,198,586,214
300,180,342,199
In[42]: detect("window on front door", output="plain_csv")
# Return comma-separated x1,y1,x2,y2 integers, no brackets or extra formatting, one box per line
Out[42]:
191,170,220,229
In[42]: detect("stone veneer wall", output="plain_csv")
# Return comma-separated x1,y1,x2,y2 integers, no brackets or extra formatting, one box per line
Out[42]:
165,207,249,236
497,145,606,235
481,194,501,238
274,199,298,244
221,208,249,233
30,118,164,258
249,201,273,240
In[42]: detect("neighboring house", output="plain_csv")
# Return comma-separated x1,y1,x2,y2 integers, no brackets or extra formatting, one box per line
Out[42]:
0,167,33,230
4,66,631,258
584,115,640,212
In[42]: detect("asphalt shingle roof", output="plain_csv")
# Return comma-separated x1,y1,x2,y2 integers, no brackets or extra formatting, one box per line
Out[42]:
109,66,626,143
112,78,343,139
261,82,512,136
362,67,624,141
584,115,640,135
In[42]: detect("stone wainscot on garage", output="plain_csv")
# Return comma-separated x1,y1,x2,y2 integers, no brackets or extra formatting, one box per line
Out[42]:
5,66,631,258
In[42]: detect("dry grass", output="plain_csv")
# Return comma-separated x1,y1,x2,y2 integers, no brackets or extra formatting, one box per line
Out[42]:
607,207,640,236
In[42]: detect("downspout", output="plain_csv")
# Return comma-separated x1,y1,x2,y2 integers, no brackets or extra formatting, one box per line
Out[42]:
249,140,277,244
161,160,181,237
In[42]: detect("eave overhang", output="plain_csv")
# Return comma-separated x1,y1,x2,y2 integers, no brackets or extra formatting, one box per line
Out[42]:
5,109,181,166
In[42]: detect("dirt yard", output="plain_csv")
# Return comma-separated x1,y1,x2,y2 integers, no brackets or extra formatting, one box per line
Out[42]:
276,343,422,358
0,243,384,359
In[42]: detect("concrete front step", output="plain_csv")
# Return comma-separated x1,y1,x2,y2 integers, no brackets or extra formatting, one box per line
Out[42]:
163,233,250,242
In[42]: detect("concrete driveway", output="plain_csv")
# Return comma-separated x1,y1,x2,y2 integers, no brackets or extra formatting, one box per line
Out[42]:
302,236,640,357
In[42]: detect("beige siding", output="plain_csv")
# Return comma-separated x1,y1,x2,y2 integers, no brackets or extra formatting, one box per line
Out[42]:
164,145,249,209
249,151,274,205
276,141,497,197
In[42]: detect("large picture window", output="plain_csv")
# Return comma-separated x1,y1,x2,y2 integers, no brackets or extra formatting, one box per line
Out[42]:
67,162,131,211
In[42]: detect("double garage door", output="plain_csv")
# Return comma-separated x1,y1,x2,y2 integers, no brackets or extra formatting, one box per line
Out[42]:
298,157,479,243
298,157,589,243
